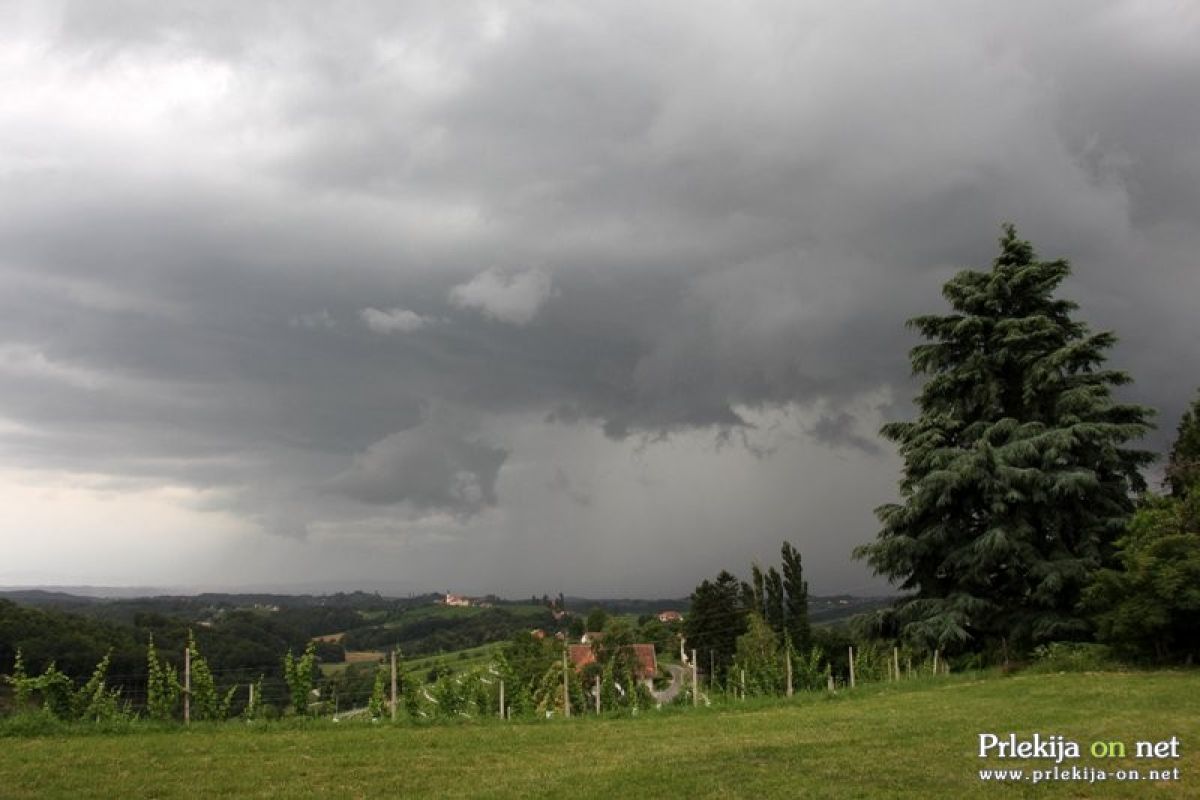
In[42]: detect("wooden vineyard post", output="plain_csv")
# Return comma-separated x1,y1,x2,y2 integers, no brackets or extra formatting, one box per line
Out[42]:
390,649,398,722
691,649,698,707
562,649,570,718
183,644,191,726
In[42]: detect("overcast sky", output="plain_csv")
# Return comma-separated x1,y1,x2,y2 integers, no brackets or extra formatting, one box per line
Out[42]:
1,1,1197,597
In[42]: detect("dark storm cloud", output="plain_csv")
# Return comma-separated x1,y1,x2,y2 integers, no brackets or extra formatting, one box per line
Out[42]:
2,1,1198,592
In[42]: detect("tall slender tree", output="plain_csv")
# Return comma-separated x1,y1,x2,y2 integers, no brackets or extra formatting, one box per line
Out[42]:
750,563,766,617
764,567,785,637
781,541,811,652
739,580,756,612
855,225,1154,653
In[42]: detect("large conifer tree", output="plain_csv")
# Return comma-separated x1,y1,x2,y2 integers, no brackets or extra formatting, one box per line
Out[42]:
855,225,1154,653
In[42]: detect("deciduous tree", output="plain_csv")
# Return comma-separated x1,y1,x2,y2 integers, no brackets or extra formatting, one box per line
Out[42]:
1166,389,1200,498
1085,489,1200,662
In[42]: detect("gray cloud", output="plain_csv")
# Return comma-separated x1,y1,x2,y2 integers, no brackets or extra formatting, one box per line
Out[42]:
331,418,507,514
360,307,429,334
808,413,883,456
1,1,1198,594
449,268,553,325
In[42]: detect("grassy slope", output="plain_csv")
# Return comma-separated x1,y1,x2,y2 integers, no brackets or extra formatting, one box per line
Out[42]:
404,643,504,675
2,671,1197,799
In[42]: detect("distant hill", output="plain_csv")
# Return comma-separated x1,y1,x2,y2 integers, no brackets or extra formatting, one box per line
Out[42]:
0,588,894,634
562,597,691,616
0,585,165,599
807,595,895,625
0,589,103,606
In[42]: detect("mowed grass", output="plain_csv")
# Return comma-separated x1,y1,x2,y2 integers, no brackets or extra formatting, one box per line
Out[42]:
2,671,1197,799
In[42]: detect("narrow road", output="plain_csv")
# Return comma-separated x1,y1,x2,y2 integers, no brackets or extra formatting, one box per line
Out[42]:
651,663,688,704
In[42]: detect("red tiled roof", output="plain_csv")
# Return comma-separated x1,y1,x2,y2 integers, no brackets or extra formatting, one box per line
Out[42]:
567,643,657,680
629,643,657,680
568,644,596,670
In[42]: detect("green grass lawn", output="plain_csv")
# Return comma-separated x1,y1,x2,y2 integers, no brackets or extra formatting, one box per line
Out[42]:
2,671,1196,798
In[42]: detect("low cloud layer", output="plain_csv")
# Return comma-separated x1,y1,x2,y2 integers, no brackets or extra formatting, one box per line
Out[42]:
1,1,1198,595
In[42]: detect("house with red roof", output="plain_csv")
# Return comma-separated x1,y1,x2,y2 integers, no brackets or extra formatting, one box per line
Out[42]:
568,642,658,688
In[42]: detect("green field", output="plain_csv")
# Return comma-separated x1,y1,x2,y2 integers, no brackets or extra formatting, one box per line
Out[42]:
2,671,1197,798
403,642,505,674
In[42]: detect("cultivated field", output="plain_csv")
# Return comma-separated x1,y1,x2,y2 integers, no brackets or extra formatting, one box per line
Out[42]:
2,671,1196,798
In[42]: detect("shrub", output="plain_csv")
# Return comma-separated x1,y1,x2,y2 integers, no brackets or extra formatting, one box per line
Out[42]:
282,642,317,716
1026,642,1116,674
